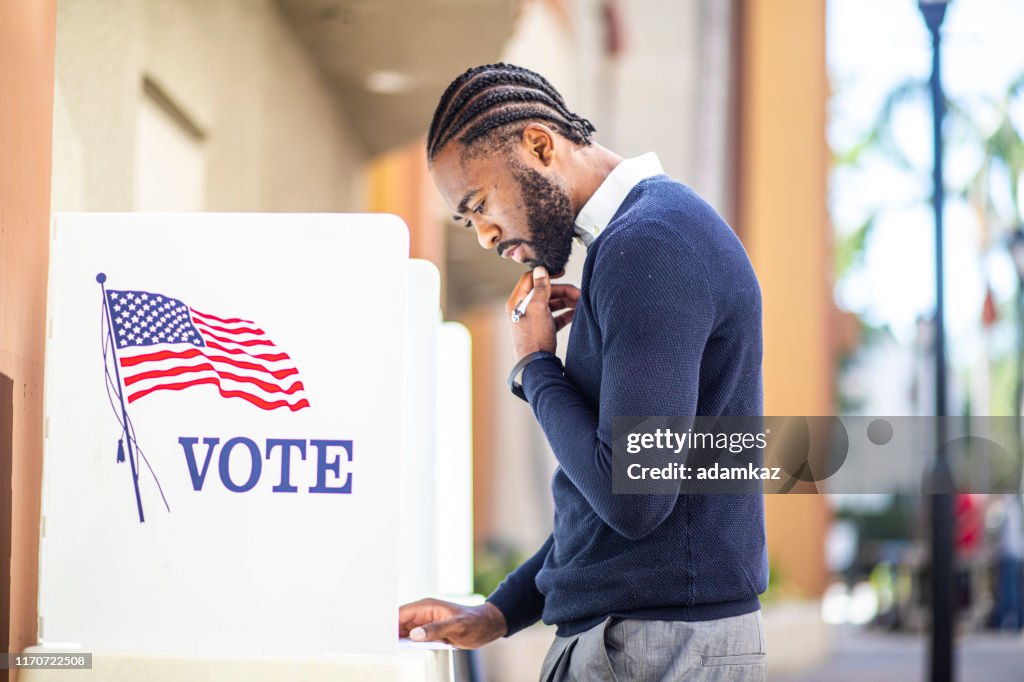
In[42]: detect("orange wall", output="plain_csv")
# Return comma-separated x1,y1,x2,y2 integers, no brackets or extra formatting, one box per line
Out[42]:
459,308,497,546
368,137,446,295
739,0,833,598
0,1,56,678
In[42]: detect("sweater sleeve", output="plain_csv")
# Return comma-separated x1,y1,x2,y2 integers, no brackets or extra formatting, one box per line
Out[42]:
485,534,553,636
521,222,716,540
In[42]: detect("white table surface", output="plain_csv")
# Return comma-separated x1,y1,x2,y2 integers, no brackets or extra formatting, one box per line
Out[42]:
16,642,455,682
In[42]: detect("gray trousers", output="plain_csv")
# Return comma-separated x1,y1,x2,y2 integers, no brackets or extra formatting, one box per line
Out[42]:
539,611,767,682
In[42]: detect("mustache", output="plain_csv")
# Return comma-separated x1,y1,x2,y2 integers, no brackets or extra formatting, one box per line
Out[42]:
497,238,529,257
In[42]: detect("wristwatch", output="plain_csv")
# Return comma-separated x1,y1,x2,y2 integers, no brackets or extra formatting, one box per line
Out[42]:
507,351,563,402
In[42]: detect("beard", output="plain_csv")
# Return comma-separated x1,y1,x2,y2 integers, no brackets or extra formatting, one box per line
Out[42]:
506,163,577,275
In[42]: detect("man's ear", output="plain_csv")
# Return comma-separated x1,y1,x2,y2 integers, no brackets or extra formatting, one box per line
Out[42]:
521,124,555,166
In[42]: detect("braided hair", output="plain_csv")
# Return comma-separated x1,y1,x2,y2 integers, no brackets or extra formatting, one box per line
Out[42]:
426,63,596,163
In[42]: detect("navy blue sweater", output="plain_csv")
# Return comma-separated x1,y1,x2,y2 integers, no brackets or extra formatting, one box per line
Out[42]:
486,175,768,637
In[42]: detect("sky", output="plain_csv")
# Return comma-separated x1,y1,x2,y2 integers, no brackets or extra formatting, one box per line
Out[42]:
827,0,1024,369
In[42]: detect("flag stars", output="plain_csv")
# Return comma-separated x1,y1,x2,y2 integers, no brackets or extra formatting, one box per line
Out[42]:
107,290,207,349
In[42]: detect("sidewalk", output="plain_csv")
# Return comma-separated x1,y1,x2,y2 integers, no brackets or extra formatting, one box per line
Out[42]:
772,625,1024,682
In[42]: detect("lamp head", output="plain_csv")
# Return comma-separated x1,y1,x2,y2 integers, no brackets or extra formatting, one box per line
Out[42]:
919,0,950,32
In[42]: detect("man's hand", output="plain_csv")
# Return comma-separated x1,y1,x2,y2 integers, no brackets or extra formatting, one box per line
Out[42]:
506,266,581,361
398,598,507,649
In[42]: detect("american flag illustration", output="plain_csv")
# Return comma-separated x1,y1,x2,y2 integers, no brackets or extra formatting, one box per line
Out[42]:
105,288,310,411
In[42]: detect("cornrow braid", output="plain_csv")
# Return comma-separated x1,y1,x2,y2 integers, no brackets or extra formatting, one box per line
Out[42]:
428,63,567,148
439,87,573,153
427,63,596,163
436,68,570,140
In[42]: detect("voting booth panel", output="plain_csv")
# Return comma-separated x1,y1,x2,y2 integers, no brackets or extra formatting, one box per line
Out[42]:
399,260,440,604
434,322,474,598
39,213,408,660
398,268,476,602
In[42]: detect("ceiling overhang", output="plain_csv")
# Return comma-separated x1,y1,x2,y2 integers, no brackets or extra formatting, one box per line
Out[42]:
277,0,518,155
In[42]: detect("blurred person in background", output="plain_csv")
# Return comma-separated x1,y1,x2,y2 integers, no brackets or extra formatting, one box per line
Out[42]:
399,63,768,682
990,493,1024,631
953,493,983,628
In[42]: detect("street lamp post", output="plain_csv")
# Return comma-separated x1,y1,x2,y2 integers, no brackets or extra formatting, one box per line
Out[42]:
919,2,954,682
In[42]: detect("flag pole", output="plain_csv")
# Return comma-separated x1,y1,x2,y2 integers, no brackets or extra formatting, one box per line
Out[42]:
97,273,145,523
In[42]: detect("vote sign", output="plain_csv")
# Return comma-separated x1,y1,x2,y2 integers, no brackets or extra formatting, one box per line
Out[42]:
39,213,408,658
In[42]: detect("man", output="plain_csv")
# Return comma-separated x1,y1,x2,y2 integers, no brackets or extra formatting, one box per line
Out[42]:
399,63,768,681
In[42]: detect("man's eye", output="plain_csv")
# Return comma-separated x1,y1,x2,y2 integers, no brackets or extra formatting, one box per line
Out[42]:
474,202,485,214
465,220,474,229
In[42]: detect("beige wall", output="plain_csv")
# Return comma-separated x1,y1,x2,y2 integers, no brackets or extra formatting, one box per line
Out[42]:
0,2,56,680
52,0,367,213
572,0,703,183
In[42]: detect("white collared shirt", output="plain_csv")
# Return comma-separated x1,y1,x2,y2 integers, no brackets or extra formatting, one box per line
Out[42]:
573,152,665,248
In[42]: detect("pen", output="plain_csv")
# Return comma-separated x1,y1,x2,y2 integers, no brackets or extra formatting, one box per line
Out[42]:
511,287,535,323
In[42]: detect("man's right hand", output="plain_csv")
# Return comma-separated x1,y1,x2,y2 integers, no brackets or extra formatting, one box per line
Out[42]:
398,598,508,649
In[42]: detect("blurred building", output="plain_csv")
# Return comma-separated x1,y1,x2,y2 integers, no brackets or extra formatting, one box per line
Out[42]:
2,1,836,680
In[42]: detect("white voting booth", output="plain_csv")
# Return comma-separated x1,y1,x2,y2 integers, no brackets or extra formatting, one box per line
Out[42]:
434,323,474,598
24,213,474,681
401,260,440,604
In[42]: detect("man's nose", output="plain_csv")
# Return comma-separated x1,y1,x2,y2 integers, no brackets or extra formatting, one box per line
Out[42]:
474,220,501,250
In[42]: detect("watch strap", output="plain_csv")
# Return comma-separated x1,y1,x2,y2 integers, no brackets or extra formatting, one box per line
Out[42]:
507,351,562,402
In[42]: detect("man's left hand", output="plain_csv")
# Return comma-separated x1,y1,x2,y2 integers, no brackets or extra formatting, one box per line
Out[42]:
505,266,580,361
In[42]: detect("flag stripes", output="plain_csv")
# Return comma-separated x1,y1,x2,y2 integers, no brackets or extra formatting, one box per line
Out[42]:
105,289,310,411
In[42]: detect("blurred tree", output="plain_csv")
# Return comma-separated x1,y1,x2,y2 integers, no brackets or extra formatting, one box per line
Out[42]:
963,74,1024,248
831,73,1024,415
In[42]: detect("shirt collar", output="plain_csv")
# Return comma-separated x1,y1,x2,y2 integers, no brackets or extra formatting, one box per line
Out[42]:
573,152,664,248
